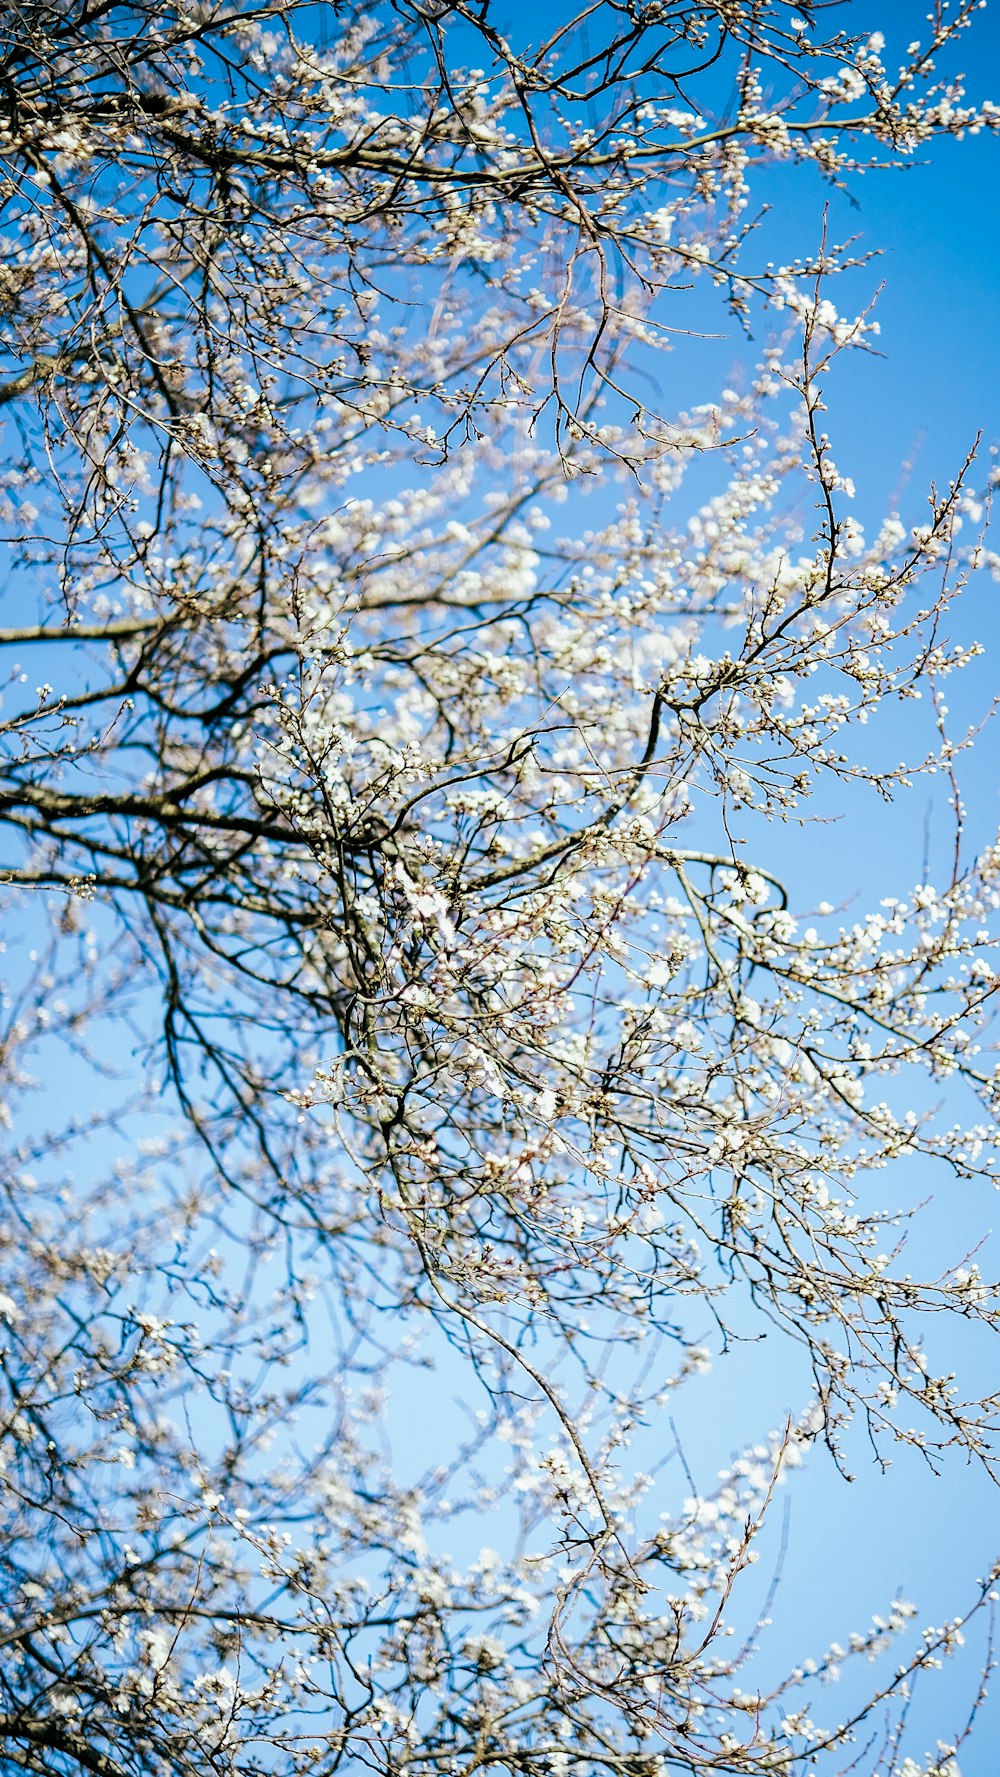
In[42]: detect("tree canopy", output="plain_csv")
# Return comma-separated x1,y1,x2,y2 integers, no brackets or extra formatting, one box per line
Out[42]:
0,4,999,1775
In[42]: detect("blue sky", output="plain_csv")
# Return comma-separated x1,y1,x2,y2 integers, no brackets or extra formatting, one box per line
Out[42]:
426,2,1000,1763
4,3,996,1766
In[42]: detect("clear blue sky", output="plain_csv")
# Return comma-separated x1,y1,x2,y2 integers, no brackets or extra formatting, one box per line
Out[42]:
9,3,996,1765
418,2,1000,1764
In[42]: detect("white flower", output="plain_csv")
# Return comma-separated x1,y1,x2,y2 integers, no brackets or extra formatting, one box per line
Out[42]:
647,208,674,243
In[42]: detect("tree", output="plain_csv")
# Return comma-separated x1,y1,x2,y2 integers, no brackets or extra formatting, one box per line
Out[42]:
0,2,998,1773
